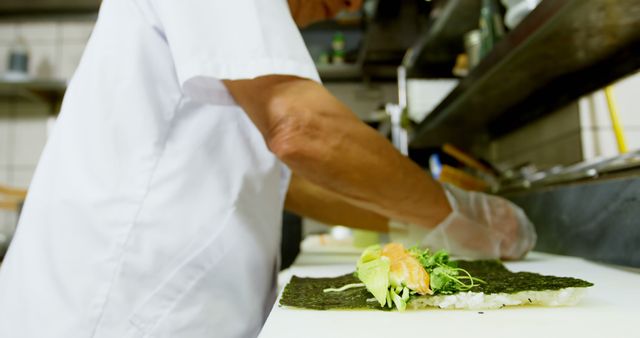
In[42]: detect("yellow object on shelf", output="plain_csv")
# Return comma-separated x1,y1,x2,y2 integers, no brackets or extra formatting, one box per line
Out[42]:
0,200,20,212
604,85,627,154
0,184,26,211
0,185,27,199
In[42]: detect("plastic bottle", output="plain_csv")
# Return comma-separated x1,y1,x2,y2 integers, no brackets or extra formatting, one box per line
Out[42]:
332,32,345,64
6,35,29,80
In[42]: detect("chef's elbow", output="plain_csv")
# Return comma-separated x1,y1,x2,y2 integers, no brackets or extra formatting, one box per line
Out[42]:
265,99,318,163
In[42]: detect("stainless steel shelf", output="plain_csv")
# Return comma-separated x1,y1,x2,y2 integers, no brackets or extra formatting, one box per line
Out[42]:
0,0,98,21
317,64,363,82
0,77,67,113
410,0,640,149
404,0,482,78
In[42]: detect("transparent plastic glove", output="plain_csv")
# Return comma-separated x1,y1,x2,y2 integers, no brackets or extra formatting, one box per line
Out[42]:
390,184,536,260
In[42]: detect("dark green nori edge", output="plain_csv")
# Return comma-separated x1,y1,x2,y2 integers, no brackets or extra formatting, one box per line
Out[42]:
279,260,593,310
455,260,593,294
280,273,379,310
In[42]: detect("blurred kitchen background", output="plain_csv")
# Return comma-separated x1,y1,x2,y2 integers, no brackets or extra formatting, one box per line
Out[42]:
0,0,639,266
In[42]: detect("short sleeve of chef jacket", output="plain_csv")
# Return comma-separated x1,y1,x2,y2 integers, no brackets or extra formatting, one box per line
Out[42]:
147,0,320,104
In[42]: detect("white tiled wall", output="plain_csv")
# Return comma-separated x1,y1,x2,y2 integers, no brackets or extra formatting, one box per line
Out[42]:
488,71,640,170
0,100,50,188
0,20,95,190
579,72,640,159
1,21,94,78
406,79,458,122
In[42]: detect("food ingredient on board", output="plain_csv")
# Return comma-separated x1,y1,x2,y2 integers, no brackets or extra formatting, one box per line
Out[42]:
280,243,593,311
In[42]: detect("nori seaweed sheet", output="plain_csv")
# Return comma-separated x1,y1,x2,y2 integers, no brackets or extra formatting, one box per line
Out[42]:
456,260,593,294
280,273,379,310
279,260,593,310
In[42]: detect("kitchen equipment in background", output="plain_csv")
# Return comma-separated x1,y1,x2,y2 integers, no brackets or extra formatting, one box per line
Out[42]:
498,149,640,192
385,66,409,156
429,143,498,192
501,0,541,29
464,29,482,69
5,35,30,80
479,0,505,59
331,32,346,64
317,52,330,65
386,103,408,155
443,143,497,176
430,157,489,191
452,54,469,77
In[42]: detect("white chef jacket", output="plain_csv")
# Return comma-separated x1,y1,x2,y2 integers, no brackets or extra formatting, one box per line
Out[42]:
0,0,319,337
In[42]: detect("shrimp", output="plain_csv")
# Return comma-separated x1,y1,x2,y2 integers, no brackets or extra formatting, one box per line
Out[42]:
381,243,433,295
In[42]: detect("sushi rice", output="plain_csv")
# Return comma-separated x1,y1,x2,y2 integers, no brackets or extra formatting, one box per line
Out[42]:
408,287,588,310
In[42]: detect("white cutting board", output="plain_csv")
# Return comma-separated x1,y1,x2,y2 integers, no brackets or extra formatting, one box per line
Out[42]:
259,252,640,338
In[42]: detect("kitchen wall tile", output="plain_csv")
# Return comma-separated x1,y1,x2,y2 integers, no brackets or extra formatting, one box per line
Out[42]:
579,72,640,129
0,29,15,76
0,44,11,74
61,21,95,43
581,128,640,160
0,101,13,168
0,167,17,241
16,22,59,44
628,129,640,151
59,41,87,80
579,91,610,129
612,71,640,127
0,23,17,43
11,102,49,167
0,165,9,184
0,167,9,184
581,128,618,160
0,100,12,115
28,43,59,79
10,166,38,189
0,117,11,167
0,211,17,247
0,168,16,237
0,169,15,240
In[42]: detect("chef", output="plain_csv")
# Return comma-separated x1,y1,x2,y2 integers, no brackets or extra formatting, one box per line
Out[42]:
0,0,535,337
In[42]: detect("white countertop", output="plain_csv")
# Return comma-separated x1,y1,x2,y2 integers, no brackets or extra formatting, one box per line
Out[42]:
259,252,640,338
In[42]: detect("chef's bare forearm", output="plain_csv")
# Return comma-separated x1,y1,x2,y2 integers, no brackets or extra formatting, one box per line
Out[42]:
223,76,451,228
285,173,389,232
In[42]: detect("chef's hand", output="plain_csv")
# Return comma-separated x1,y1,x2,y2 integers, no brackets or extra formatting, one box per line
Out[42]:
392,184,536,260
